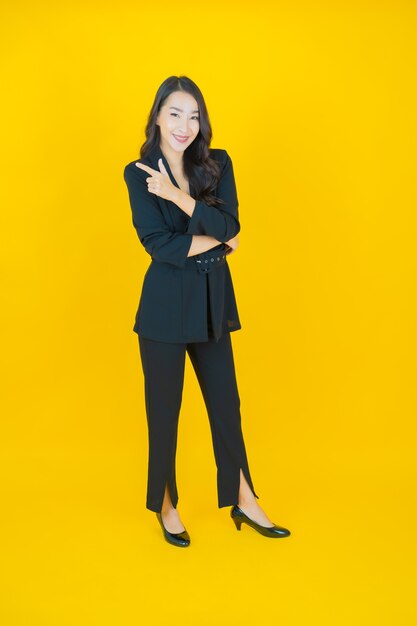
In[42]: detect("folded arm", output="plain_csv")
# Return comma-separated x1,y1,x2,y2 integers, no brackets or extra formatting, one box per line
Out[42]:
124,163,222,268
172,150,240,242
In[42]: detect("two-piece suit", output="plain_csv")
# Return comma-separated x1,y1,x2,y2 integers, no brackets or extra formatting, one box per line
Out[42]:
123,144,259,512
123,143,241,343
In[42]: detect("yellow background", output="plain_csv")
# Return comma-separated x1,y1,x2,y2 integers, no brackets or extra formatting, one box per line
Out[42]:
1,1,416,624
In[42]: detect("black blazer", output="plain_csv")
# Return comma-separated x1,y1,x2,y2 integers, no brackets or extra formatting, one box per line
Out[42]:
123,143,242,343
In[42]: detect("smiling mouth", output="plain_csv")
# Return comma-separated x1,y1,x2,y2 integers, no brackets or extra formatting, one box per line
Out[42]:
173,134,190,142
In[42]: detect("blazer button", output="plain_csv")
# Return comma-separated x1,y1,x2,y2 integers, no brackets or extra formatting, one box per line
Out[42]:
205,259,208,263
211,258,214,262
217,257,219,261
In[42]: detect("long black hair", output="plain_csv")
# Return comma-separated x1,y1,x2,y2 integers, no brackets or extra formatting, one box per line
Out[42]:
139,75,226,208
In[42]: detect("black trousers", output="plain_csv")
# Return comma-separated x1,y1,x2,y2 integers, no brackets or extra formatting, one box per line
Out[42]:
137,323,260,512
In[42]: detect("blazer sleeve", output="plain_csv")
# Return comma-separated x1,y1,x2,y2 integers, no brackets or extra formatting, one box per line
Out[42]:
184,150,240,242
124,162,193,269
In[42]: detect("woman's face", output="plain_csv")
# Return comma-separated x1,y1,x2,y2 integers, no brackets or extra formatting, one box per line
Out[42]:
156,91,200,153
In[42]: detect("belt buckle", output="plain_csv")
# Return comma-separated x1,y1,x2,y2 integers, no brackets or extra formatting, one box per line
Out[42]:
195,252,226,274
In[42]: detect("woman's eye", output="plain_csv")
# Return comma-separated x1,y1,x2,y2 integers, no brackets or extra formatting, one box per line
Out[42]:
170,113,199,121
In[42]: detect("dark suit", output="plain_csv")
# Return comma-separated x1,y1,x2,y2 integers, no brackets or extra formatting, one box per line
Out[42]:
123,144,259,512
123,144,241,343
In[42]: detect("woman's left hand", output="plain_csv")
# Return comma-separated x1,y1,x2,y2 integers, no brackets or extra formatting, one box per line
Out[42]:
135,159,177,202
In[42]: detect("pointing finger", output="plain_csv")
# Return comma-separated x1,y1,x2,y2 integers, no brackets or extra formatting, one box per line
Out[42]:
135,162,157,175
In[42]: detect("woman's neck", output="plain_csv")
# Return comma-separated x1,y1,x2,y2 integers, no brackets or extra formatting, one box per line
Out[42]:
160,143,184,171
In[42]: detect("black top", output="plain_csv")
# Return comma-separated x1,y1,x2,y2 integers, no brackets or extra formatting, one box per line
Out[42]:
123,143,242,343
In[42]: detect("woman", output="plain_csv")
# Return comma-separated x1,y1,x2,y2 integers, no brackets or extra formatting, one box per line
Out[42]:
124,75,291,547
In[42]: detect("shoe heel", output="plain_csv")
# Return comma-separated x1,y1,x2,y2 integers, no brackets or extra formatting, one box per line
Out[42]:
232,517,242,531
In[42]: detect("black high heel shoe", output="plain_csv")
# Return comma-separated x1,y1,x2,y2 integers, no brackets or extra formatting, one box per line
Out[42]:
156,512,191,547
231,505,291,538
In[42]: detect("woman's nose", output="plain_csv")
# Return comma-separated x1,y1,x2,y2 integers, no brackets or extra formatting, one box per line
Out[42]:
177,121,189,133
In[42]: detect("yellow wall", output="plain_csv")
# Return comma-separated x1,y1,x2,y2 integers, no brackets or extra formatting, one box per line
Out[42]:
1,1,416,624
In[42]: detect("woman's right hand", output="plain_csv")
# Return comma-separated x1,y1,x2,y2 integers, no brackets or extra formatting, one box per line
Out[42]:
224,234,240,255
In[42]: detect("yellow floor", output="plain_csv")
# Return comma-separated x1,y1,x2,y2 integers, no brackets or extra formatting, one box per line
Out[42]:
1,442,415,626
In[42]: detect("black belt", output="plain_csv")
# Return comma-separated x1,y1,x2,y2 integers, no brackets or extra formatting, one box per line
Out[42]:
194,249,227,274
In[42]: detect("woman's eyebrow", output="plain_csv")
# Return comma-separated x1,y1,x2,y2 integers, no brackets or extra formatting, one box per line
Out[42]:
169,106,199,114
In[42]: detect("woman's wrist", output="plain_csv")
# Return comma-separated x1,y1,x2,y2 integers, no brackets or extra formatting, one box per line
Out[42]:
171,187,196,218
187,235,223,257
